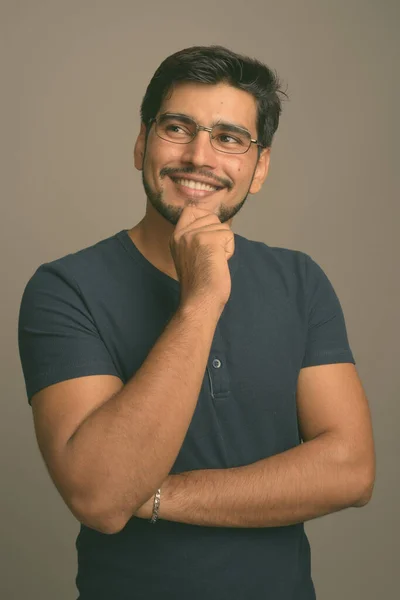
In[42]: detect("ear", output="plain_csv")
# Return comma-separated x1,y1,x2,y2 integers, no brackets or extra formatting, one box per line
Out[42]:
249,148,271,194
133,122,147,170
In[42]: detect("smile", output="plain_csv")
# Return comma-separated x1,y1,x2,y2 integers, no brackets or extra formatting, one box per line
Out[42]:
171,177,222,192
168,176,225,200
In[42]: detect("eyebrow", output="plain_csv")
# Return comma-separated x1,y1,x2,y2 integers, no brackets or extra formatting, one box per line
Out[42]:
160,112,253,136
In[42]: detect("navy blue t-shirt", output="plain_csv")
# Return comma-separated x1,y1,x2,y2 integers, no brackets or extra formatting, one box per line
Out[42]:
18,229,355,599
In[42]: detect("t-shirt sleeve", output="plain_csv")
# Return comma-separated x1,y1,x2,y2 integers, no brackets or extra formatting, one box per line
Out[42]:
18,261,121,405
301,254,356,368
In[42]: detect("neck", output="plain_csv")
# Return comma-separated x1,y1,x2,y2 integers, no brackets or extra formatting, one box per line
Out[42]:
128,203,179,281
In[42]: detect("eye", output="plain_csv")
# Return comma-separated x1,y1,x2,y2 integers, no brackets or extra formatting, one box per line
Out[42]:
166,124,188,134
217,134,244,145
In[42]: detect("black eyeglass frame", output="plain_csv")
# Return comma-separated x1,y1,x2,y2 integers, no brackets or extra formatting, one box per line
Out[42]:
148,113,265,155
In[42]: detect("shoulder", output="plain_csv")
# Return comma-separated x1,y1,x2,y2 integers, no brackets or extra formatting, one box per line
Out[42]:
22,230,127,295
233,234,342,310
234,232,316,283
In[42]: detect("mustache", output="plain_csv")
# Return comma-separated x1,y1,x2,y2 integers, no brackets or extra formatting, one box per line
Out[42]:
160,167,232,190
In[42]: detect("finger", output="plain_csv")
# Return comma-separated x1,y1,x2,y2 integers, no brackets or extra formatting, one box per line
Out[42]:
175,205,220,233
176,222,231,239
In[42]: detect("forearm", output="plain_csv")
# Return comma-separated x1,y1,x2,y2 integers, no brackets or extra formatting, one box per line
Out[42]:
154,432,370,528
66,301,221,529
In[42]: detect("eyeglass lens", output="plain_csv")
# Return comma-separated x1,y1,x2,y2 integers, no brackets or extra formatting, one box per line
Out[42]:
156,114,252,154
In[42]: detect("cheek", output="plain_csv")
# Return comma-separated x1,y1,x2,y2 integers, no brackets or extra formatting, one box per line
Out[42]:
145,143,183,178
223,159,240,188
228,155,254,181
230,164,254,189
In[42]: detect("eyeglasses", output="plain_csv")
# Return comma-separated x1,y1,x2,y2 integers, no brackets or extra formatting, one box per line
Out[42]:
148,113,264,155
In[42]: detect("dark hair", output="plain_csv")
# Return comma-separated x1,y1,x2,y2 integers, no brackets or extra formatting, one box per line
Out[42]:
140,45,288,151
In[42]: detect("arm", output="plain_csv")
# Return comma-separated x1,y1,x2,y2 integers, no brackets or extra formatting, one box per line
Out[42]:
136,363,376,527
32,300,221,534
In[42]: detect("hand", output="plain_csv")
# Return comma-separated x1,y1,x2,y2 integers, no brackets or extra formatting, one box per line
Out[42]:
170,204,235,312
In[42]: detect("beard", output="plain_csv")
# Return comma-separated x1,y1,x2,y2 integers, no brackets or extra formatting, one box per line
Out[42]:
141,147,253,226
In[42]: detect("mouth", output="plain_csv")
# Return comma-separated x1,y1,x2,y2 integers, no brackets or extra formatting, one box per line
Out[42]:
168,176,225,199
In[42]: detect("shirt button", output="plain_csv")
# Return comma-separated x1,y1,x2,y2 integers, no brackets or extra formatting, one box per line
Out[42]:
212,359,222,369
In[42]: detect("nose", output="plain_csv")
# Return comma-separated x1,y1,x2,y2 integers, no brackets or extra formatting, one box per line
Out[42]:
180,128,218,169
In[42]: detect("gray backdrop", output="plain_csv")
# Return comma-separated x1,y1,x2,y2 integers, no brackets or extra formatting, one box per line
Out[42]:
1,0,398,598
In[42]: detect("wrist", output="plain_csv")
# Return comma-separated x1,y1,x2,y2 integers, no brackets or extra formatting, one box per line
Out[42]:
149,488,161,524
157,473,188,522
178,298,223,323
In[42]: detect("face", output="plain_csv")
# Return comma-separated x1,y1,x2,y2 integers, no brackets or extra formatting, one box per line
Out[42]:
134,82,270,226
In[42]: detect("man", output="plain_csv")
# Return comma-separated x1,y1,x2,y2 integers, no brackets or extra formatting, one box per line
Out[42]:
18,45,375,599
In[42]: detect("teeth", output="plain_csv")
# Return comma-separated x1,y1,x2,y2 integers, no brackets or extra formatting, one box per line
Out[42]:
175,178,218,192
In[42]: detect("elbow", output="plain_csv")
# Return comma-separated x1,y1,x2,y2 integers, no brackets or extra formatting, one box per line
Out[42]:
353,480,375,507
69,494,132,535
52,457,146,534
352,464,376,508
75,506,129,535
61,471,148,534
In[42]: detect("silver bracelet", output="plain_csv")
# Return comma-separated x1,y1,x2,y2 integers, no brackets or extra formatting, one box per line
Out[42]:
149,488,161,524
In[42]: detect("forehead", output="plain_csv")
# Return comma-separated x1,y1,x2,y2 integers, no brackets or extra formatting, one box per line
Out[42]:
159,82,258,133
